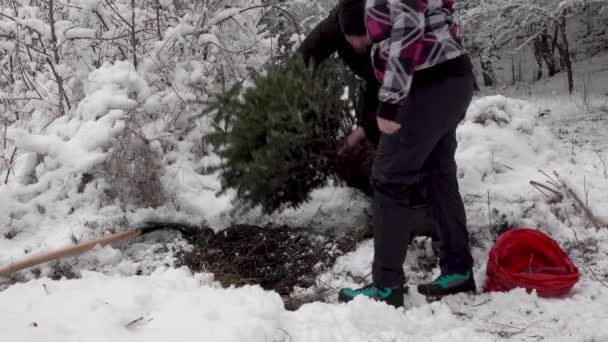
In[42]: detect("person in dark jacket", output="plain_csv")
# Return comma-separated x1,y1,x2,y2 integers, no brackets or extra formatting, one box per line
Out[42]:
297,0,437,229
337,0,477,308
297,0,381,148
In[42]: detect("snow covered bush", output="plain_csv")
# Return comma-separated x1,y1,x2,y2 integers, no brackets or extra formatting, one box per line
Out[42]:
0,0,290,262
0,0,274,199
458,0,601,90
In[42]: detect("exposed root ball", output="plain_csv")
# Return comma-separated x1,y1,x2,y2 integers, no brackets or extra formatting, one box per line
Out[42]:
177,225,346,296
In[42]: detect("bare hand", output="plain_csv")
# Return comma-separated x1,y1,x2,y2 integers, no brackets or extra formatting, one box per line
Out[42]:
377,117,401,134
338,126,366,155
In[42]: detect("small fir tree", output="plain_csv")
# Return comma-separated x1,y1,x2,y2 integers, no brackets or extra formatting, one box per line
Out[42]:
208,58,358,213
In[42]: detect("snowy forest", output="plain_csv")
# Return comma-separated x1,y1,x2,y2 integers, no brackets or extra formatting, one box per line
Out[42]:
1,0,608,340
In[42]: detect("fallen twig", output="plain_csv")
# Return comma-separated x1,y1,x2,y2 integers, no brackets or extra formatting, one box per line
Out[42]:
530,180,563,203
538,169,561,189
314,277,338,292
553,171,606,230
472,298,492,307
491,320,542,339
564,208,608,289
125,316,152,328
277,328,293,342
595,150,608,179
125,316,143,328
487,190,491,230
345,271,370,284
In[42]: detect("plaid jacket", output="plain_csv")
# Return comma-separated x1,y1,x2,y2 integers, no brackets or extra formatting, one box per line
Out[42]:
365,0,466,120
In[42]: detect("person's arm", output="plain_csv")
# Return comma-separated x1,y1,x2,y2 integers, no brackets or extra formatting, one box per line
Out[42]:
356,81,381,144
365,0,425,121
296,8,341,67
340,80,381,153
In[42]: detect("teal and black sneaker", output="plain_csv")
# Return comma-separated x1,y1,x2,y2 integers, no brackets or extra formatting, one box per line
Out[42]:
417,271,476,299
338,283,406,308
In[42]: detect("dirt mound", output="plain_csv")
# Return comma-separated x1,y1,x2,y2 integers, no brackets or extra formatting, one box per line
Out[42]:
177,225,369,298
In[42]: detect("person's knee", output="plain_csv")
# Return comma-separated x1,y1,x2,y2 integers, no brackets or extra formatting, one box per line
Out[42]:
421,161,458,182
372,179,418,204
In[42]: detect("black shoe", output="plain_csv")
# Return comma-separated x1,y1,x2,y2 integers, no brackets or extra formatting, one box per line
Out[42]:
417,271,476,299
338,283,406,308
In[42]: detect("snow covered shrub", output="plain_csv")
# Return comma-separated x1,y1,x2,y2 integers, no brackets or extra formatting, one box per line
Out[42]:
208,57,355,214
103,126,165,209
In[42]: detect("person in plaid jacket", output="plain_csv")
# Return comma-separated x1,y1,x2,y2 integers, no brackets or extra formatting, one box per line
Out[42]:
338,0,477,307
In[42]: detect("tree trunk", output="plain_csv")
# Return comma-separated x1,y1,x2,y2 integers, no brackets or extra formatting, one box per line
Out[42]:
559,15,574,94
558,15,574,94
49,0,59,65
544,54,557,77
131,0,138,69
550,23,562,75
155,0,162,40
532,37,544,80
8,55,14,84
533,24,557,78
48,0,67,116
480,56,496,87
511,57,516,85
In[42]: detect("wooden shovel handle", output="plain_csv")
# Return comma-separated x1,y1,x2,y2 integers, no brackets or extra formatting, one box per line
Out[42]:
0,228,143,276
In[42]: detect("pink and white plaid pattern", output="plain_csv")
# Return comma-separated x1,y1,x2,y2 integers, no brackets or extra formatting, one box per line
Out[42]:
365,0,466,119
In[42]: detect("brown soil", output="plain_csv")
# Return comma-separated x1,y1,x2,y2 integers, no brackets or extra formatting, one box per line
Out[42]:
177,224,369,295
332,141,375,195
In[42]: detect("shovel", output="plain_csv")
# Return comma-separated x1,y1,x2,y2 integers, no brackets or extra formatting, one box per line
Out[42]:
0,222,195,277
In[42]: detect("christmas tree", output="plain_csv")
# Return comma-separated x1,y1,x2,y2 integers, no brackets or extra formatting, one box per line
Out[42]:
208,57,361,214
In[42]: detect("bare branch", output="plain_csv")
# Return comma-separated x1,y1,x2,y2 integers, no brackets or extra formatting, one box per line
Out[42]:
553,171,607,230
4,147,17,185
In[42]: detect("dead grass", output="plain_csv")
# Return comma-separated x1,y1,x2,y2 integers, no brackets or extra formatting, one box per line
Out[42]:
103,127,165,209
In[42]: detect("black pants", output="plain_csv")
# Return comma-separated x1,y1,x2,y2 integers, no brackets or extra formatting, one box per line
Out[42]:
371,73,475,288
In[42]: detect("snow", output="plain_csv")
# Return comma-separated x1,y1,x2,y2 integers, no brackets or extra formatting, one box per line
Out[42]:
207,8,243,27
85,61,151,104
2,267,608,341
0,20,17,34
15,18,47,36
12,152,38,185
3,88,608,340
73,0,102,11
1,1,608,339
0,41,14,51
7,127,107,171
64,27,96,40
198,33,221,46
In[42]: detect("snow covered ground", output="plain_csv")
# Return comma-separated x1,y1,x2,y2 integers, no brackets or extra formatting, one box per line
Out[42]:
2,267,608,342
2,0,607,339
2,86,608,340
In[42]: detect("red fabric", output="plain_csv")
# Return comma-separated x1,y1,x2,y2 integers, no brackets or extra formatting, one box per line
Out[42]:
484,228,580,297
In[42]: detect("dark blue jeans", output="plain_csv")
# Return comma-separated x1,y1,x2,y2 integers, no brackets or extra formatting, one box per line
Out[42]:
371,73,475,288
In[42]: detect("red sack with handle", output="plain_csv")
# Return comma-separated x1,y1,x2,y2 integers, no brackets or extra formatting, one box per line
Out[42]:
484,228,580,297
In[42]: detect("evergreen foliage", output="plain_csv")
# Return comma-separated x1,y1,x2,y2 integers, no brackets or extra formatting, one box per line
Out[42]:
208,58,356,213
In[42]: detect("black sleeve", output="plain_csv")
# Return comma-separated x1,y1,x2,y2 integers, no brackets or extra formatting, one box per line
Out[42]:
296,8,341,67
356,80,381,145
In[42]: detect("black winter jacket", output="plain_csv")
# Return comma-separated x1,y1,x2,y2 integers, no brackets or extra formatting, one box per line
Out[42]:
297,5,381,144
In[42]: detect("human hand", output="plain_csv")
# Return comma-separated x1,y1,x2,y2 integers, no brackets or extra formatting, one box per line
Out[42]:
338,126,366,155
377,117,401,134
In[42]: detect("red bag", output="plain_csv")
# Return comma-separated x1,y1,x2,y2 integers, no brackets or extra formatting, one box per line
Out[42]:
484,228,580,297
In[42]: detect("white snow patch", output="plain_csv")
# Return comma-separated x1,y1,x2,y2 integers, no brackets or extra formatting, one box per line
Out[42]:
64,27,96,40
2,268,608,341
